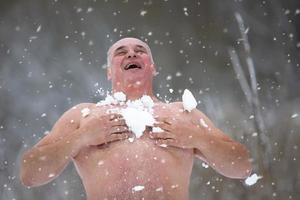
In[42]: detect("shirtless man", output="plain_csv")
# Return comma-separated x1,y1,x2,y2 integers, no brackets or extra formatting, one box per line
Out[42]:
20,37,252,200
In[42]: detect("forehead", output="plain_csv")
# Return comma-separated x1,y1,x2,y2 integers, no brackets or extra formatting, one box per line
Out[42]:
108,38,150,54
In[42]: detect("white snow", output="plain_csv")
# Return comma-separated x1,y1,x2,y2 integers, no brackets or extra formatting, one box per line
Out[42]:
141,95,154,109
175,71,182,77
201,162,209,168
121,107,155,138
182,89,197,112
113,92,126,102
36,25,42,32
97,160,104,166
245,173,262,186
183,7,189,16
159,144,168,148
128,137,135,143
152,127,163,133
140,10,147,16
252,132,258,137
119,96,156,138
132,185,145,192
200,118,208,128
96,95,117,106
95,91,196,139
97,93,156,138
87,7,93,13
81,108,90,118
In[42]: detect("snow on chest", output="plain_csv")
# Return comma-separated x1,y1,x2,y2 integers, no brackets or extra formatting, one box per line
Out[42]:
97,93,155,138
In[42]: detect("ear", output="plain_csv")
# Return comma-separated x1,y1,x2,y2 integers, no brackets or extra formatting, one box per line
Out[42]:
107,66,112,80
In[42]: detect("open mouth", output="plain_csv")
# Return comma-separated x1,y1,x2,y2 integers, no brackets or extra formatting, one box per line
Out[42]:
124,63,142,70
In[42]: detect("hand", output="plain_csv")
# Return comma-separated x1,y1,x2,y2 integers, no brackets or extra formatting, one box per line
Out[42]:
150,115,201,149
79,113,133,147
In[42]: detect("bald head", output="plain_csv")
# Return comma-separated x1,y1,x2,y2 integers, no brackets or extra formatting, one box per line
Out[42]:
107,37,154,67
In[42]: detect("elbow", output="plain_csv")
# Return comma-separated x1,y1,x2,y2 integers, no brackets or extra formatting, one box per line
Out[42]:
223,164,252,179
20,168,35,187
234,153,253,179
241,159,253,179
20,169,46,187
20,178,34,187
20,153,40,187
241,147,253,179
20,154,31,187
227,148,253,179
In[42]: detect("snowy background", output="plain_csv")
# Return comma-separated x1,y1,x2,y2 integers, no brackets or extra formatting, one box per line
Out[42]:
0,0,300,199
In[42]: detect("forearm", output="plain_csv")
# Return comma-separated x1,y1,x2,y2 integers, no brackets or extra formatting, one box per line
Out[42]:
195,130,252,179
20,129,83,187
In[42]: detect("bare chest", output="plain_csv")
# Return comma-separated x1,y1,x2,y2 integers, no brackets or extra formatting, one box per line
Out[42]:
73,138,193,199
73,102,193,199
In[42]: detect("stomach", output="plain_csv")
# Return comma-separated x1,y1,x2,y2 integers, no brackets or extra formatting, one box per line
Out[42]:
73,136,194,199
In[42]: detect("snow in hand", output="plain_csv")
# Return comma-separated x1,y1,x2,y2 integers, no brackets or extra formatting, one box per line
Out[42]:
121,106,155,138
113,92,126,102
97,90,197,138
96,92,155,138
182,89,197,112
122,95,155,138
244,173,262,186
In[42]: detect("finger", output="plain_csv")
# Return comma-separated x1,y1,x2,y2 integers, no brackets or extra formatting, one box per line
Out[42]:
108,113,123,121
155,117,172,125
150,131,174,140
153,122,172,132
110,118,127,127
108,132,131,142
110,125,129,134
155,138,177,147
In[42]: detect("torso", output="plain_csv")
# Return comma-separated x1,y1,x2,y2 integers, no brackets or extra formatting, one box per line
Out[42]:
73,102,194,200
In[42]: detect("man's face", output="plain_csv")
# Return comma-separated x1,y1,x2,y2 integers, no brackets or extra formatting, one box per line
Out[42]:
107,38,156,90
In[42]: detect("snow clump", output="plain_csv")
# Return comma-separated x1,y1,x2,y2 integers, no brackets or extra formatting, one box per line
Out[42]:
182,89,197,112
96,92,155,138
245,173,263,186
121,95,155,138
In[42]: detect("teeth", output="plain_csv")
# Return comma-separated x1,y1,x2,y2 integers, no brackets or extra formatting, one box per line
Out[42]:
125,63,141,70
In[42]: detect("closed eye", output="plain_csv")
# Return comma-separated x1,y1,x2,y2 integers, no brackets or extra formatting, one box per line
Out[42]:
135,49,146,54
115,50,127,56
135,45,147,54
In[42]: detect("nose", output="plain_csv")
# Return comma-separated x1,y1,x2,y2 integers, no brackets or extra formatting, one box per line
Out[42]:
127,50,137,59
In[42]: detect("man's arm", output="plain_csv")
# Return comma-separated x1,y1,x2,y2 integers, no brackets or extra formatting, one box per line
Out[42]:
191,109,252,179
152,103,252,179
20,103,93,187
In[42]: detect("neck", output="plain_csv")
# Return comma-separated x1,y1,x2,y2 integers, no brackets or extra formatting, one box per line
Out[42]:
113,81,157,101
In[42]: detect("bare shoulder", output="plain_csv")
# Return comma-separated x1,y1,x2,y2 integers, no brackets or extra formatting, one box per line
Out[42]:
167,101,215,125
35,102,95,147
155,101,183,109
168,101,184,108
57,102,96,124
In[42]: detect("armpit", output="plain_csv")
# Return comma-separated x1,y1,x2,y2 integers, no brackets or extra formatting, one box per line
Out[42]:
193,148,208,163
